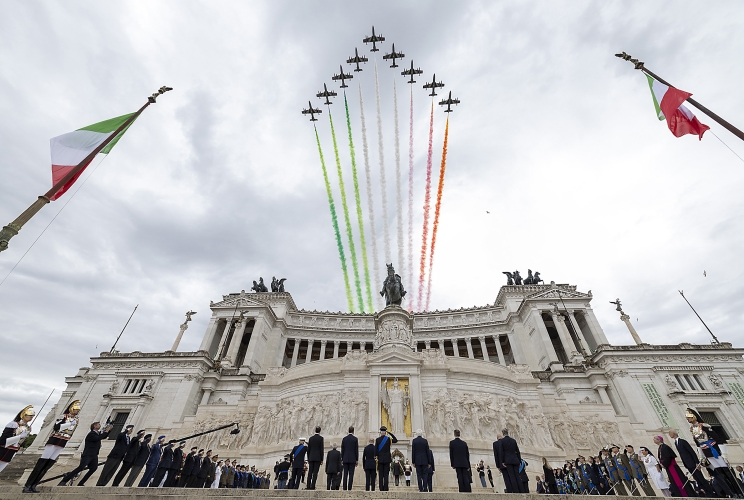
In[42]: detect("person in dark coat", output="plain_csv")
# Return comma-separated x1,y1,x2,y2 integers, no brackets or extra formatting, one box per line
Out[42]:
185,449,204,487
497,429,525,493
427,448,435,492
325,442,343,490
362,438,377,491
493,434,513,493
341,426,358,491
449,429,471,493
58,421,113,486
179,447,198,487
151,443,174,487
542,457,559,494
289,437,308,489
654,435,696,497
412,429,431,492
668,429,713,495
307,427,324,490
196,450,213,487
374,425,398,491
519,459,530,493
138,435,165,487
124,434,151,487
274,455,291,489
112,429,145,486
165,441,185,487
97,424,134,486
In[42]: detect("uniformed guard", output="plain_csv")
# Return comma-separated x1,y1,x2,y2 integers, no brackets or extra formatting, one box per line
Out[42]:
578,456,596,495
602,446,627,495
625,445,656,496
374,426,398,491
23,399,81,493
0,406,34,474
612,445,640,496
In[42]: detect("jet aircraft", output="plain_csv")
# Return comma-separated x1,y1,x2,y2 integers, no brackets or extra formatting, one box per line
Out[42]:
347,48,368,72
438,91,460,112
332,65,353,88
363,26,385,52
301,101,322,122
423,74,445,96
316,83,337,105
401,60,423,84
382,44,405,68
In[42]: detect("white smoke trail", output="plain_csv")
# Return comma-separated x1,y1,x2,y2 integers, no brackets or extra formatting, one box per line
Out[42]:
374,61,391,265
359,82,383,310
407,86,414,307
394,79,404,281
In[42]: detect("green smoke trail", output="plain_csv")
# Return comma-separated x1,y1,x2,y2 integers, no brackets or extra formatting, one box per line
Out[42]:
328,110,364,312
314,125,354,312
344,92,373,313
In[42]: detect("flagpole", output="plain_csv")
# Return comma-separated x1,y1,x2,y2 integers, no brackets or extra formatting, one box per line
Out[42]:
0,86,172,254
615,52,744,143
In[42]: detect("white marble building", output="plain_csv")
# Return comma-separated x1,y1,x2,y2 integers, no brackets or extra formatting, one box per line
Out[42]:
31,282,744,487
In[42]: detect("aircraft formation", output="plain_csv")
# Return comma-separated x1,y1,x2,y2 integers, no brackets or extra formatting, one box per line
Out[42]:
301,26,461,120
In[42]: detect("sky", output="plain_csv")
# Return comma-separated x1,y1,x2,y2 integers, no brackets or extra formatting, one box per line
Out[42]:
1,0,743,427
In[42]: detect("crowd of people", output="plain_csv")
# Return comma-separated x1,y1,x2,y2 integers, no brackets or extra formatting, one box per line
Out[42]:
3,401,744,497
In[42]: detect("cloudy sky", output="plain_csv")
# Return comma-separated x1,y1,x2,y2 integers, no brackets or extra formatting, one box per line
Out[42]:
1,0,743,426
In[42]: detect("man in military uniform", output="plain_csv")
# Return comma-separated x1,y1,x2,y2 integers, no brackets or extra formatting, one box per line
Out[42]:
611,445,640,496
164,441,186,487
625,445,655,496
601,447,627,495
374,425,398,491
289,437,308,489
23,399,81,493
112,428,146,486
97,424,134,486
0,405,34,474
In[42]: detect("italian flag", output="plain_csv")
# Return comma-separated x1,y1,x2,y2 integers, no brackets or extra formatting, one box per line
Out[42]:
49,112,138,200
646,74,709,140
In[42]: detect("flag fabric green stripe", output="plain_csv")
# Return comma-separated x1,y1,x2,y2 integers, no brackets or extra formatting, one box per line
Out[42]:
646,74,664,121
77,112,136,134
100,117,138,154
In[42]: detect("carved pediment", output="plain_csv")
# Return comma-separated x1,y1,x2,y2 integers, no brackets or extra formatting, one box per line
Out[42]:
211,295,267,309
525,288,591,300
367,347,422,366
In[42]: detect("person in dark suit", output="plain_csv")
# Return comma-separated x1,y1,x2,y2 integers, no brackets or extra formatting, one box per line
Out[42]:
374,425,398,491
138,435,165,486
186,449,204,487
411,429,431,492
497,428,525,493
124,434,151,487
307,427,324,490
669,429,713,495
427,448,435,492
326,442,343,490
112,429,145,486
165,441,185,487
58,421,113,486
449,429,471,493
289,437,309,489
341,426,358,491
493,433,513,492
196,450,213,487
151,442,174,487
97,424,134,486
362,438,377,491
179,447,198,487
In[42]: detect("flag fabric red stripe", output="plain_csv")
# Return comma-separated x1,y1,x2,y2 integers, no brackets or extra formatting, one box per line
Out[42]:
50,159,94,201
659,87,710,140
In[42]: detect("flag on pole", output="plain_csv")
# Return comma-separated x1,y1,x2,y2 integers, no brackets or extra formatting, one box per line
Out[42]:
646,75,709,140
49,112,139,200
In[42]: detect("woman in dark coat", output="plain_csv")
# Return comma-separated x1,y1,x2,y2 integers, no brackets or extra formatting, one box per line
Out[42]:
542,458,559,494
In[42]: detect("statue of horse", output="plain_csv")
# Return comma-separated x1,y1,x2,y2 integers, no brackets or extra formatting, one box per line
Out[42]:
524,269,535,285
380,263,406,306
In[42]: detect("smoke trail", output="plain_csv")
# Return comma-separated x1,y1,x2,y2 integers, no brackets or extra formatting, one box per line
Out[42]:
425,116,450,311
417,102,435,311
374,62,391,264
329,109,364,313
344,92,373,313
314,125,353,311
359,83,382,310
393,80,404,284
407,86,414,310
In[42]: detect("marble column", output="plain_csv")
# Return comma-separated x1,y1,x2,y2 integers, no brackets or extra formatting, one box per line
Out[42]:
345,341,352,355
478,336,490,361
200,388,213,405
319,340,327,360
621,313,643,345
451,339,460,357
465,338,475,359
424,340,431,350
198,316,220,351
215,320,231,360
290,339,301,367
333,340,340,359
360,341,366,352
582,308,610,345
567,310,592,355
223,319,248,367
492,335,506,365
368,374,380,436
278,335,288,367
439,340,446,355
551,312,581,363
534,310,560,364
305,339,315,363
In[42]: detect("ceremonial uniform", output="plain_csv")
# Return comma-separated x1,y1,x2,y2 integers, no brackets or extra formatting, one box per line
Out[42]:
179,449,197,487
612,448,640,496
165,442,185,487
687,408,742,497
289,439,308,489
113,430,145,486
626,449,656,496
24,400,81,493
124,434,151,487
151,443,174,487
602,450,627,496
374,426,398,491
0,406,34,474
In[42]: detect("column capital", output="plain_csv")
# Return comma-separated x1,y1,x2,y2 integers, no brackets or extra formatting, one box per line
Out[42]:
334,340,341,346
477,335,485,343
320,339,328,346
465,337,473,344
566,309,575,316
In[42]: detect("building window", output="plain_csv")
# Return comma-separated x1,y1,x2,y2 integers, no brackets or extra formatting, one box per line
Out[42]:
122,379,145,394
107,411,130,439
694,375,706,390
698,411,730,443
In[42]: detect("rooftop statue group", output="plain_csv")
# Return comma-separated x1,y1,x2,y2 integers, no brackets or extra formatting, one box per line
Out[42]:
250,277,287,293
381,263,406,307
502,269,543,286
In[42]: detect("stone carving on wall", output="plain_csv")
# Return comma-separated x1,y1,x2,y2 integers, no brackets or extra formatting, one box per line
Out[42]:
250,390,368,446
374,317,413,350
342,350,368,364
109,380,120,394
186,412,256,451
183,373,205,383
546,413,620,453
708,374,724,389
421,348,446,366
664,374,679,389
422,390,554,449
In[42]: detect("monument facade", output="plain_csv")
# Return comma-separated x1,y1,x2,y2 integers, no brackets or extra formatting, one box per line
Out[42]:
29,280,744,488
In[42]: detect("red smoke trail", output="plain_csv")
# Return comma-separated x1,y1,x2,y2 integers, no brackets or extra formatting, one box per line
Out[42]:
425,116,450,311
417,102,435,311
407,86,414,311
